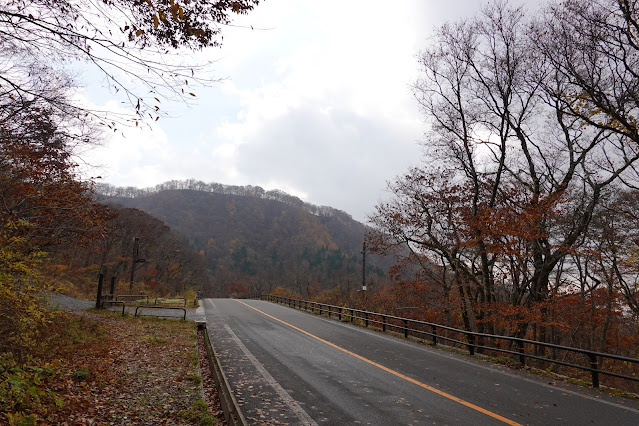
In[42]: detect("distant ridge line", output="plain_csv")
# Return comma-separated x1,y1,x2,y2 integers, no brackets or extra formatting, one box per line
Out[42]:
95,179,357,224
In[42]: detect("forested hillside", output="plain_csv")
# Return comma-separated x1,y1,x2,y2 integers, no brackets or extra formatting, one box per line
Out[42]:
98,182,390,297
53,204,209,298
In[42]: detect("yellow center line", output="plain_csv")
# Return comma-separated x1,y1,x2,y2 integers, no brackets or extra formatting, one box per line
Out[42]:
235,299,522,426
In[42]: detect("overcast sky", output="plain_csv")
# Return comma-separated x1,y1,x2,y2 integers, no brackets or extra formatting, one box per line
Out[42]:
80,0,530,223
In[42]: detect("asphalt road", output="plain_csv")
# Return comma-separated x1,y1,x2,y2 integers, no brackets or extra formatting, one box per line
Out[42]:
203,298,639,425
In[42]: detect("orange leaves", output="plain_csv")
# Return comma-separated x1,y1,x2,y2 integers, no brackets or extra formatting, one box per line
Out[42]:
168,0,185,22
145,0,185,27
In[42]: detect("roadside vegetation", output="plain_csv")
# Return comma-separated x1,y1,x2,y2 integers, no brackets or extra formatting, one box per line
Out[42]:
0,310,221,425
1,1,260,422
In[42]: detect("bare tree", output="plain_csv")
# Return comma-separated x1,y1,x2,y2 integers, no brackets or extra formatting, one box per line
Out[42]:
538,0,639,146
0,0,260,125
371,0,639,337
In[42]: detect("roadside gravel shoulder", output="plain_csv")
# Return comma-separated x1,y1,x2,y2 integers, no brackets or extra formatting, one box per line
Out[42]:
45,292,94,311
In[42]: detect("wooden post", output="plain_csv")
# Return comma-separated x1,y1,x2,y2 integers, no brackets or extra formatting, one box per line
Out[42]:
109,275,116,297
95,267,106,309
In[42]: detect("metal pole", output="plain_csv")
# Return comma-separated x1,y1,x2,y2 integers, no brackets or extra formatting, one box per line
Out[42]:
96,267,106,309
588,353,600,388
129,237,139,293
361,241,367,291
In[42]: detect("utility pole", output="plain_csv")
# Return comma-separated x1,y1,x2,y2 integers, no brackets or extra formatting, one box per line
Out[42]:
129,237,139,293
129,237,146,293
95,266,106,309
361,241,367,291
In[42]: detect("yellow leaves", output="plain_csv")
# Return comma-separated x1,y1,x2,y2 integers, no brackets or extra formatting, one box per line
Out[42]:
148,0,184,27
206,237,216,249
169,2,184,22
231,1,243,13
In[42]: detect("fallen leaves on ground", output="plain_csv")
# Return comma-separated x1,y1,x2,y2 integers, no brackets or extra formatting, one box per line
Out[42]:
3,310,224,425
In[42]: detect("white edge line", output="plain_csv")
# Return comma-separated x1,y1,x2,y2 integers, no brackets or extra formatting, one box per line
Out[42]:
223,324,319,426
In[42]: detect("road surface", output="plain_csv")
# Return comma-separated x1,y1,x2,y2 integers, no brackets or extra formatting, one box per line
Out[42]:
203,298,639,425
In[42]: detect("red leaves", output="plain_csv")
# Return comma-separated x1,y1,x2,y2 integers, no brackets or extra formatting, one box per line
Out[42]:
1,105,107,252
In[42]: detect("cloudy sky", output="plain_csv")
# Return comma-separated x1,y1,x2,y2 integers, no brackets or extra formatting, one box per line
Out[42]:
81,0,529,223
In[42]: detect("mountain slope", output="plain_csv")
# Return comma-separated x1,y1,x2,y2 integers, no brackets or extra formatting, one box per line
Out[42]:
102,185,388,296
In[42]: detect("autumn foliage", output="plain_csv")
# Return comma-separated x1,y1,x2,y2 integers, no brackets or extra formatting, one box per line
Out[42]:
0,99,105,359
363,0,639,389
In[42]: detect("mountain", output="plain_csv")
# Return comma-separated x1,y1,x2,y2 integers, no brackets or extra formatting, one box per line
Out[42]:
97,181,390,296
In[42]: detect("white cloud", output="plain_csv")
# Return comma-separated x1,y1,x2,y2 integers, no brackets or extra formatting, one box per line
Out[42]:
81,0,515,221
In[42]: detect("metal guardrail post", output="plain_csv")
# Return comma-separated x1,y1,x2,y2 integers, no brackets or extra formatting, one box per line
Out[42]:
338,308,342,321
467,333,476,356
382,316,387,332
103,300,126,316
432,325,437,346
350,309,354,323
403,320,408,338
518,339,525,365
365,312,369,328
588,353,600,388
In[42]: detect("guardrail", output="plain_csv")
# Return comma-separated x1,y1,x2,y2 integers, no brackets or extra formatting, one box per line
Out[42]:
135,305,187,320
102,300,126,316
198,322,248,426
115,294,150,304
261,294,639,389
